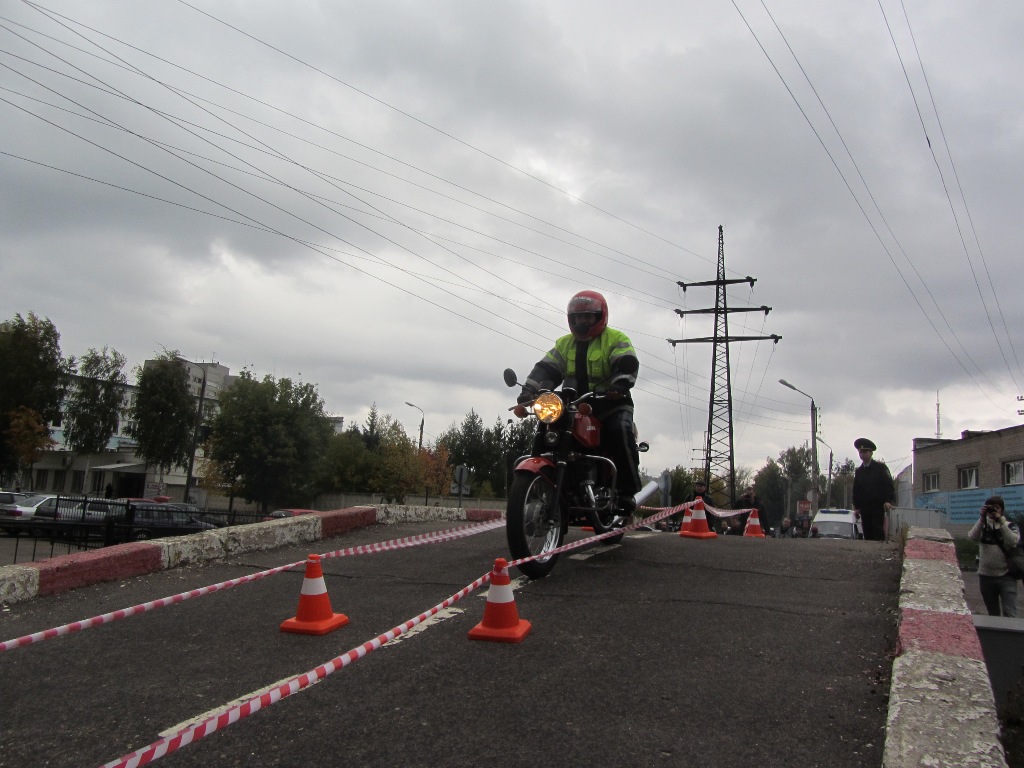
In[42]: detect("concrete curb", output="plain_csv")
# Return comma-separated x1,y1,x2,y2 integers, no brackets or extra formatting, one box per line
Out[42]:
884,526,1008,768
0,505,501,606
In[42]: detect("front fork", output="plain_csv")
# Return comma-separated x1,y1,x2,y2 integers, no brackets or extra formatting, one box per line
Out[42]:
550,461,569,534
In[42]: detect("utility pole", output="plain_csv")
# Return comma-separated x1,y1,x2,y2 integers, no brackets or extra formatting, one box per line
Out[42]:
668,226,780,506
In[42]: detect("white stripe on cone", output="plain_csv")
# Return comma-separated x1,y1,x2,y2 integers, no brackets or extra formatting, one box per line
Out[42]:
300,577,328,596
486,582,515,604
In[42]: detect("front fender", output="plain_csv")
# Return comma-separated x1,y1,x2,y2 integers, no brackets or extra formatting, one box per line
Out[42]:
513,456,557,482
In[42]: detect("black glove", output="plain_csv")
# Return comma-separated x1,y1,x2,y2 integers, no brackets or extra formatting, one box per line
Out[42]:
607,384,629,399
517,388,534,405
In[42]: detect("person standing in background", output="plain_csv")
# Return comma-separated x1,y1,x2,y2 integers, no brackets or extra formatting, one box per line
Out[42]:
969,496,1020,617
852,437,894,541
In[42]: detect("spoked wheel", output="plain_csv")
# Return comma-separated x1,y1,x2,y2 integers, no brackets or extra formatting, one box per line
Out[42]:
507,472,565,579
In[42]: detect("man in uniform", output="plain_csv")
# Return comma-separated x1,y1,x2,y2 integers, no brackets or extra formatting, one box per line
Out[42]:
852,437,894,541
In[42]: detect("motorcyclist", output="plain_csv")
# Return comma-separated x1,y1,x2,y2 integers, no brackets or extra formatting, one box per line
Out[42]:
518,290,642,512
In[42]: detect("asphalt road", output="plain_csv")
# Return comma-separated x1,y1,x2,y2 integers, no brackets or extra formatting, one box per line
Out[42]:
0,522,902,768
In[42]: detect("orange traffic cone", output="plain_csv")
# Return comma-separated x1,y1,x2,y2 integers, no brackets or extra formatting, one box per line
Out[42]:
280,554,350,635
468,558,532,643
678,504,693,536
743,509,766,538
681,499,718,539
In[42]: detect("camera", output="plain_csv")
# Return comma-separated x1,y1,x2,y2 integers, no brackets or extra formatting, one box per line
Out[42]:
983,505,998,516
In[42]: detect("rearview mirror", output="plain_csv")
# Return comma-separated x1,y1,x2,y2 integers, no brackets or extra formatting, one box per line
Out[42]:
503,369,518,388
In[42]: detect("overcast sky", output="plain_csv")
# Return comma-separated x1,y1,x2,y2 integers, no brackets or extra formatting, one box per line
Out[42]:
2,0,1021,486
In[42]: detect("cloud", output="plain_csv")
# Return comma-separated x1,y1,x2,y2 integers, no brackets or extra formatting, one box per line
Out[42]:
2,0,1022,490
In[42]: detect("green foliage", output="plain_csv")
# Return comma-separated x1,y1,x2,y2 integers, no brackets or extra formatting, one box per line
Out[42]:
825,458,856,508
437,413,534,496
63,346,128,455
666,466,699,506
4,406,56,484
318,429,373,493
954,537,979,571
128,352,194,474
209,370,332,513
753,459,787,530
369,415,418,503
0,312,72,476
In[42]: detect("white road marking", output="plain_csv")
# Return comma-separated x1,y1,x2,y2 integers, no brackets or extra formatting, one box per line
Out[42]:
570,543,621,560
384,606,464,646
160,675,326,737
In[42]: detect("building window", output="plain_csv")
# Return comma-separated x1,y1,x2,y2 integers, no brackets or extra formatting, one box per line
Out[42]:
34,468,48,491
958,466,979,489
923,472,940,492
1006,460,1024,486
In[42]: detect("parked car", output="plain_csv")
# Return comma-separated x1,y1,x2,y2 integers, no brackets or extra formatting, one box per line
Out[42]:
811,508,863,539
262,509,317,521
167,503,229,528
49,497,125,522
126,503,216,541
0,490,29,506
0,493,54,535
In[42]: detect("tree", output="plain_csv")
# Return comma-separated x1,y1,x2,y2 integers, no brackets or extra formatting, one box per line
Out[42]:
128,352,194,476
63,347,128,490
420,443,453,500
831,458,856,508
208,370,332,513
665,465,702,506
4,406,56,489
317,429,373,493
369,416,418,503
0,313,72,478
752,459,787,530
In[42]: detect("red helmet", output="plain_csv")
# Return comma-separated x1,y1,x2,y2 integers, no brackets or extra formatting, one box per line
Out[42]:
567,290,608,340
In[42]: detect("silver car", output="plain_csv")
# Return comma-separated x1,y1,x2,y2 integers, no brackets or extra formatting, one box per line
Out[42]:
0,494,57,535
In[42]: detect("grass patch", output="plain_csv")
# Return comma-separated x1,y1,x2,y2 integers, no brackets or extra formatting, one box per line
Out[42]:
953,537,979,571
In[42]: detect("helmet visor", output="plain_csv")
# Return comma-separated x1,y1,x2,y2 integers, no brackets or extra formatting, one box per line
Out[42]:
569,312,600,336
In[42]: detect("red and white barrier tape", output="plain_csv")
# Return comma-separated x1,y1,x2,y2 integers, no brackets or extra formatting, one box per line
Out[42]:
0,519,503,653
97,504,703,766
506,503,687,568
99,572,495,768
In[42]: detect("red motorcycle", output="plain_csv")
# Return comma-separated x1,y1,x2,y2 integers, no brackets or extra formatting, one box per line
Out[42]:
503,364,648,578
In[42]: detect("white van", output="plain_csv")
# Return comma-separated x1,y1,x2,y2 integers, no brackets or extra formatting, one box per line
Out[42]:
811,509,863,540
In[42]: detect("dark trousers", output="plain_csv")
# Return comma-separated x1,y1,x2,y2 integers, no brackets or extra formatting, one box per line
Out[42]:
861,507,886,541
979,574,1019,617
599,408,641,496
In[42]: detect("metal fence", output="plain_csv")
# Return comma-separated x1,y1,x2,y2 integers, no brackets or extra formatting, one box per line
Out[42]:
0,496,270,567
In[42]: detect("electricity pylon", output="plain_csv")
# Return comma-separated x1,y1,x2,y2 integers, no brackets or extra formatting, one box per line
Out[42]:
668,226,780,505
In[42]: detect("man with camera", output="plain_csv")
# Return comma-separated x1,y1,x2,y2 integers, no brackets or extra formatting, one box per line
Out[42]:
968,495,1020,617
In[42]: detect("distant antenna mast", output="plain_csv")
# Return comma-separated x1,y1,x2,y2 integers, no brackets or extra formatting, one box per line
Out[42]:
935,391,942,439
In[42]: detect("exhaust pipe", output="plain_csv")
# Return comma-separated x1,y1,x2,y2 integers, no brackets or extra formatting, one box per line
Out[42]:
634,479,660,507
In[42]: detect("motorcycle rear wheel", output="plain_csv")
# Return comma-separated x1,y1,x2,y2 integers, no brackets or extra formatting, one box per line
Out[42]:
507,472,565,579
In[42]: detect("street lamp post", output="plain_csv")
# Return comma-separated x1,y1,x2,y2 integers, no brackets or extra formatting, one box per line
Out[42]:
406,402,426,505
405,402,424,452
816,436,833,508
779,378,819,512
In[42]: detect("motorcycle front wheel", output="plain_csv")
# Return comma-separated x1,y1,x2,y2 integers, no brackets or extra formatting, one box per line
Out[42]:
507,472,565,579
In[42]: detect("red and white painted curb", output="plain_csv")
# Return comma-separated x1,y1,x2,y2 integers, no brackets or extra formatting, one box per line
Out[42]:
884,527,1007,768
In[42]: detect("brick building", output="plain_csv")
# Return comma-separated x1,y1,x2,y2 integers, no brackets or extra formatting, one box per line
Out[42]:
913,424,1024,525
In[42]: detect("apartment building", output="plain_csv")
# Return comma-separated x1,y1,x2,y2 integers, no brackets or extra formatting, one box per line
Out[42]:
913,423,1024,524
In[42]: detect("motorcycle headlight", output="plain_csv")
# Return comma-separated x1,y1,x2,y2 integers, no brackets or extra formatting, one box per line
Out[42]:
532,392,564,423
